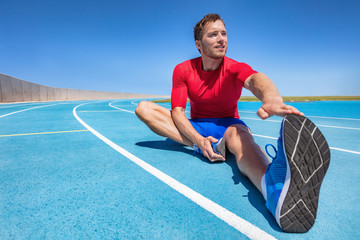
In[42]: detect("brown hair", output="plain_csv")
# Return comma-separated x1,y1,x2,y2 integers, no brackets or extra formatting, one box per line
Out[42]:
193,13,225,41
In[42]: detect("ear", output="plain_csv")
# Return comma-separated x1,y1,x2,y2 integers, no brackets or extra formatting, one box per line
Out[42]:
195,40,201,52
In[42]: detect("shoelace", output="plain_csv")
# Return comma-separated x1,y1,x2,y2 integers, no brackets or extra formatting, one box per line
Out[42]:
195,143,276,159
193,144,200,156
265,143,277,160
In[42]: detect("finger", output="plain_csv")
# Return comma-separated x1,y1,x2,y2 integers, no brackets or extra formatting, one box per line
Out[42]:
283,105,304,116
257,107,270,120
210,157,226,162
203,137,225,162
207,136,218,143
208,153,225,162
289,106,304,116
207,146,225,160
202,140,216,158
266,104,294,117
278,109,293,117
204,148,224,162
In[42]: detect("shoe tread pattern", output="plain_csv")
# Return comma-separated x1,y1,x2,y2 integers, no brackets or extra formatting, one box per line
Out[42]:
280,114,330,233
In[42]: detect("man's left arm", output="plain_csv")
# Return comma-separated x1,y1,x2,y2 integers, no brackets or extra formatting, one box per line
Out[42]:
244,72,304,119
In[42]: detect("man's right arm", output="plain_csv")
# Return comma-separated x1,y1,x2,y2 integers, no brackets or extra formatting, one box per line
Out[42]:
172,107,225,162
171,64,224,161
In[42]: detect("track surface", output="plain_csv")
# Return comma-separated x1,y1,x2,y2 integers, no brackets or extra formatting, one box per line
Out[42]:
1,100,359,239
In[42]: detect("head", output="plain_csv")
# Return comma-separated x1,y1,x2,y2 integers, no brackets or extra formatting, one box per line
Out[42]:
193,13,227,59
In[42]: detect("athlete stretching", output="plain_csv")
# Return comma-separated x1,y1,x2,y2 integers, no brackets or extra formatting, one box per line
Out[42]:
135,14,330,233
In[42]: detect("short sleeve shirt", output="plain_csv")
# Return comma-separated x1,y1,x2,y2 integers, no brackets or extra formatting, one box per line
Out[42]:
171,56,257,119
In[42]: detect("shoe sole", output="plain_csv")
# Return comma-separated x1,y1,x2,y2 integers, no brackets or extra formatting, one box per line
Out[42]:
215,137,226,158
276,114,331,233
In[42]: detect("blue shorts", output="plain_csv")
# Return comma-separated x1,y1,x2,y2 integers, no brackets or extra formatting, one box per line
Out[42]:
189,118,249,140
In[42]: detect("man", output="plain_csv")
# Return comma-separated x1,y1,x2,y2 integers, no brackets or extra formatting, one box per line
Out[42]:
135,14,330,233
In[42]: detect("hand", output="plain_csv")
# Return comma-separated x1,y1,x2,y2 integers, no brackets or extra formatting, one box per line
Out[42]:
257,96,304,120
197,136,225,162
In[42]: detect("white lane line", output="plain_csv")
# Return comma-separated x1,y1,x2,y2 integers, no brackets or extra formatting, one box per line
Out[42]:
252,134,277,140
239,110,360,121
307,115,360,121
0,129,88,137
79,110,121,113
109,104,360,155
240,117,360,131
109,101,135,113
238,110,257,114
0,103,63,118
252,134,360,155
242,117,281,123
73,102,277,240
328,147,360,155
0,102,40,109
316,124,360,131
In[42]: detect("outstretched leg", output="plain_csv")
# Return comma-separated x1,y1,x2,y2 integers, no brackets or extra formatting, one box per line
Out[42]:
223,116,330,233
222,124,269,192
135,101,193,146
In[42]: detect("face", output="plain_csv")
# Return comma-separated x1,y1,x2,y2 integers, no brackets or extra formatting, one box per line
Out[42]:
196,20,228,59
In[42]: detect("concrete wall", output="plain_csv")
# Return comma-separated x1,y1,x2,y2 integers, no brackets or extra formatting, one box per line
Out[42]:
0,73,167,103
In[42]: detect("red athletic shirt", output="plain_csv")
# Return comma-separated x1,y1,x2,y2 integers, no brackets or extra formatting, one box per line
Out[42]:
171,56,257,119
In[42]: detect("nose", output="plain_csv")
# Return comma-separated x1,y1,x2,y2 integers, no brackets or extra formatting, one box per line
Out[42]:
217,33,225,43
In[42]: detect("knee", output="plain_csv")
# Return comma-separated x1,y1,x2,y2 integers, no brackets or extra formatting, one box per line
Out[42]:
225,124,253,141
135,101,151,121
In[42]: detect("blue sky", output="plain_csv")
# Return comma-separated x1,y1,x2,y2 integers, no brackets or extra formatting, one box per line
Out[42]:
1,0,359,96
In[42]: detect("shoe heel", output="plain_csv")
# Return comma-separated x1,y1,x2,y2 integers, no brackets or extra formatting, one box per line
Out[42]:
214,138,226,157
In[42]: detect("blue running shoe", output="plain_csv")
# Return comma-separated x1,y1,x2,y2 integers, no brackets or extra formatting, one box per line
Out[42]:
263,114,330,233
193,137,226,158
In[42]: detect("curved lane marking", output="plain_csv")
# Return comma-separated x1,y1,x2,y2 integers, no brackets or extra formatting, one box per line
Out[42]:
0,103,63,119
74,101,277,240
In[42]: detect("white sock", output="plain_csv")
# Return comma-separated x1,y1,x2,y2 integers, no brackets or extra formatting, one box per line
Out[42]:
261,175,267,201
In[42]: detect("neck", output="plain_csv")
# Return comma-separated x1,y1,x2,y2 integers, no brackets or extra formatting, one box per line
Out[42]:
201,55,224,71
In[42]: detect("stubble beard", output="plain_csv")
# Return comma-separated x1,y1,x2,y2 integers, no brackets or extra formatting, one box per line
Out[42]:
204,45,227,59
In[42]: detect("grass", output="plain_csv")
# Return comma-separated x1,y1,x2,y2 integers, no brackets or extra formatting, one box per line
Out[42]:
153,96,360,103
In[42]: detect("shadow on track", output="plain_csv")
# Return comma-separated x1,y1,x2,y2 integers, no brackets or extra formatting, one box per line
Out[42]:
135,138,282,232
135,138,194,155
224,154,282,232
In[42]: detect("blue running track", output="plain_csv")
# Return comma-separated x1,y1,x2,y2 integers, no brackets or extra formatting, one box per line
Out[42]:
1,100,359,239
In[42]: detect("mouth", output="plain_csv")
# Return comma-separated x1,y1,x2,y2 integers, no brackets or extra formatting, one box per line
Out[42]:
215,45,226,51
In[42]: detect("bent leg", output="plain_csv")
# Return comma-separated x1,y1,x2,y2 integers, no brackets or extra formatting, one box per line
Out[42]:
223,124,269,192
135,101,193,146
